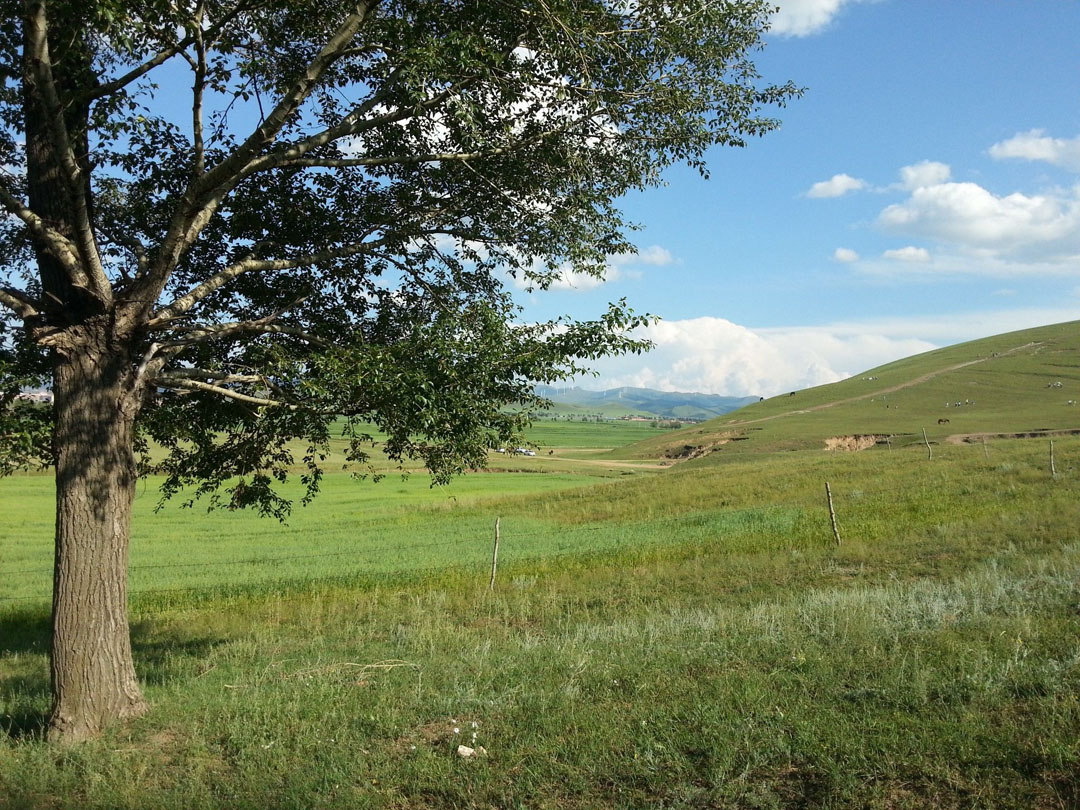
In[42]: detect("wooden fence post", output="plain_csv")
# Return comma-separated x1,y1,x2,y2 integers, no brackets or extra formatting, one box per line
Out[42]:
489,517,501,591
825,482,841,546
1050,440,1056,478
922,428,933,461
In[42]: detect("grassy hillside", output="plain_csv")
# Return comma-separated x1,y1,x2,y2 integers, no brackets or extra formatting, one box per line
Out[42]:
624,320,1080,463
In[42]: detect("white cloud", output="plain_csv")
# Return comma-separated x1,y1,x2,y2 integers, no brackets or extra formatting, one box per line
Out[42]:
898,160,951,190
585,308,1080,397
586,316,934,397
856,250,1080,279
771,0,869,37
806,173,867,198
988,130,1080,172
878,181,1080,262
833,247,859,262
609,245,674,267
882,246,931,262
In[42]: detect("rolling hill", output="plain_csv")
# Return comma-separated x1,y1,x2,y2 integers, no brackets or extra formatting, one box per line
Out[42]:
619,320,1080,463
534,384,758,420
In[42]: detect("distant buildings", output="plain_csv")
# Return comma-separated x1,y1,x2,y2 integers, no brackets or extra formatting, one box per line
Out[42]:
15,391,53,404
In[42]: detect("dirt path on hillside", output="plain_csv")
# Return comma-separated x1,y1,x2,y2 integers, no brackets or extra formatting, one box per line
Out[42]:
944,427,1080,445
721,341,1041,428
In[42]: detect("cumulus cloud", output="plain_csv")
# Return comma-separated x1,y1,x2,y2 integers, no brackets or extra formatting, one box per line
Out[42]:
806,173,867,198
882,246,931,262
898,160,951,190
586,316,936,397
878,181,1080,262
988,129,1080,172
771,0,868,37
833,247,859,262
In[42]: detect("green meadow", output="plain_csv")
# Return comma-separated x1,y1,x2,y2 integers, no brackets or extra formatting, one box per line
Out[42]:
2,323,1080,808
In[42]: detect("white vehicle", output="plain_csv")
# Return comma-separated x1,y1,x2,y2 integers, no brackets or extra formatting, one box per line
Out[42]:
513,447,537,456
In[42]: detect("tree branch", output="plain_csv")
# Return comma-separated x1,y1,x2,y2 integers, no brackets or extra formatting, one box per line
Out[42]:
190,1,208,179
141,1,378,304
0,179,91,286
150,375,286,407
261,122,570,172
82,0,256,103
160,320,331,348
0,285,42,319
24,0,112,303
238,76,469,180
146,236,386,327
160,368,265,384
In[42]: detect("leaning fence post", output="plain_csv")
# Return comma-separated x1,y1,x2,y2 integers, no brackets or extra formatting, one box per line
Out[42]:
825,482,841,546
1050,440,1056,478
489,517,501,591
922,428,933,461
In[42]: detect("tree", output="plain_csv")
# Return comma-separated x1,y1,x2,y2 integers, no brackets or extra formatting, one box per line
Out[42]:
0,0,798,741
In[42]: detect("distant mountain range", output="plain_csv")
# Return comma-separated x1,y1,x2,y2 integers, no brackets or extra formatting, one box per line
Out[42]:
534,385,759,421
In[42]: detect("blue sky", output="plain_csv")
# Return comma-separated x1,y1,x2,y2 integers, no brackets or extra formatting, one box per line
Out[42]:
516,0,1080,397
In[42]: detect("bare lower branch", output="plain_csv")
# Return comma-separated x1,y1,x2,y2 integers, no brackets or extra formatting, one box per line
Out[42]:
0,285,41,319
150,376,286,407
0,181,91,287
161,368,265,384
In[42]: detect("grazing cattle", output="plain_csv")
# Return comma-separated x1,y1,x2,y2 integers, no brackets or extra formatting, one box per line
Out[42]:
938,418,950,425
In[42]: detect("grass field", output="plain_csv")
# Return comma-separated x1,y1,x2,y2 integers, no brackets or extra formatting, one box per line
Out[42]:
2,330,1080,808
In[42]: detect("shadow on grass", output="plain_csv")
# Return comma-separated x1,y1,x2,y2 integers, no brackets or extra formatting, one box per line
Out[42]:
0,607,51,739
1,607,227,741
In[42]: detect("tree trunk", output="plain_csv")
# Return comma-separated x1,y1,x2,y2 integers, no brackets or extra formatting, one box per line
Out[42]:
48,334,147,742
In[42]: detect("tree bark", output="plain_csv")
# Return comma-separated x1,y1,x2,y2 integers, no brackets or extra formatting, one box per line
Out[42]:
48,333,147,742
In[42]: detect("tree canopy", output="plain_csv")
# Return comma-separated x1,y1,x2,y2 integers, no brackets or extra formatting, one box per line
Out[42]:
0,0,797,740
